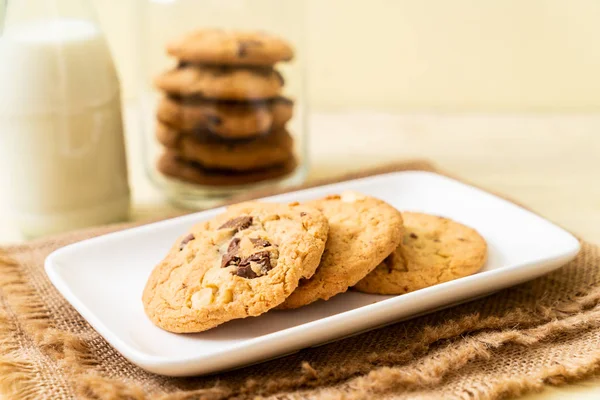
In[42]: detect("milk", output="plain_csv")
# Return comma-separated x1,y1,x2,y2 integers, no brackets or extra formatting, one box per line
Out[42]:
0,19,130,237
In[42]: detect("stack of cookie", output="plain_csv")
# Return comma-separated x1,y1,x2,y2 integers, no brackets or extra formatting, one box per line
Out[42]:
153,29,297,187
143,192,488,333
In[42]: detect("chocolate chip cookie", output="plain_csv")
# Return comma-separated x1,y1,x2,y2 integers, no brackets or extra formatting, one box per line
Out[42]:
354,212,487,295
279,192,404,309
167,29,294,66
142,201,328,333
158,123,294,171
157,151,298,187
157,96,293,139
154,64,283,100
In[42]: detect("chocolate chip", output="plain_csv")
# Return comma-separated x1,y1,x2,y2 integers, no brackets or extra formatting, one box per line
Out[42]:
235,264,257,279
221,238,243,268
206,115,222,126
241,251,271,269
250,238,271,248
218,216,253,232
221,253,241,269
409,233,418,239
237,39,263,58
179,233,195,250
227,237,241,253
234,251,272,279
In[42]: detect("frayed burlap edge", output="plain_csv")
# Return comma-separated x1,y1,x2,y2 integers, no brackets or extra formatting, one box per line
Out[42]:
285,304,600,400
1,160,599,400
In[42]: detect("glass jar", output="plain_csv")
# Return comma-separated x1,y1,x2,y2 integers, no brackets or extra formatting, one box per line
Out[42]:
137,0,308,209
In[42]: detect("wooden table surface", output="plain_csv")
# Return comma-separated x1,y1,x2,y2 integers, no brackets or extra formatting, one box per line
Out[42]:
1,110,599,398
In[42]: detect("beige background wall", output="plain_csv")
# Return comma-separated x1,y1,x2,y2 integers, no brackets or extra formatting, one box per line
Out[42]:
91,0,600,112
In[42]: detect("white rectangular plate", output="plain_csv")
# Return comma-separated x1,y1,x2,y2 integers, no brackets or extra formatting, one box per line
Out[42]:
45,171,580,376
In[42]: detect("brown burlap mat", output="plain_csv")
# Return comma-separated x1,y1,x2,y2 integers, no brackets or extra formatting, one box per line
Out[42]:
1,161,600,400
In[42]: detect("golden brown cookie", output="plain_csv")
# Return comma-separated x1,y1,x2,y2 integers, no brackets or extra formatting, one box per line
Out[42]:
157,151,298,187
154,64,283,100
142,201,328,333
157,123,294,171
354,212,487,295
167,29,294,66
279,192,404,309
156,96,293,139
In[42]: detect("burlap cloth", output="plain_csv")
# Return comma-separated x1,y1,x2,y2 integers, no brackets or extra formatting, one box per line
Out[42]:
1,161,600,400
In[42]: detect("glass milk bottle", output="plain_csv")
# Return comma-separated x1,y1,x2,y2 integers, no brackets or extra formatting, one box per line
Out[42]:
0,0,130,237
